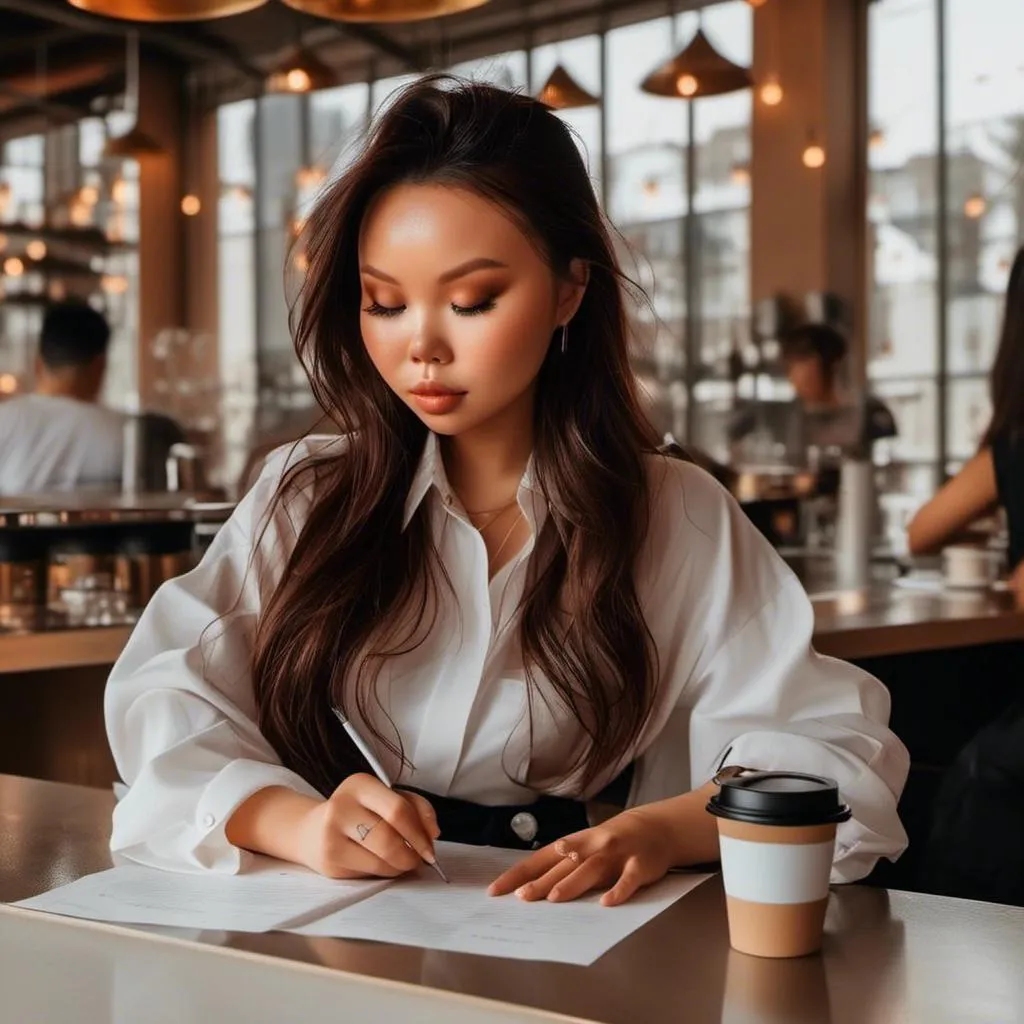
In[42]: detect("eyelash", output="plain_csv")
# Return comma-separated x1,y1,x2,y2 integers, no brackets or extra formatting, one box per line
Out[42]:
362,298,497,319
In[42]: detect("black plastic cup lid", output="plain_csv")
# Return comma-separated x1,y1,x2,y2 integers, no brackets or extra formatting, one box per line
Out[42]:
706,771,852,827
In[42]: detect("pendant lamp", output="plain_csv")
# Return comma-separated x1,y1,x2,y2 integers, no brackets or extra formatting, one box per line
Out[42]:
66,0,267,21
640,28,752,99
278,0,489,23
102,32,164,159
266,47,339,93
536,65,599,110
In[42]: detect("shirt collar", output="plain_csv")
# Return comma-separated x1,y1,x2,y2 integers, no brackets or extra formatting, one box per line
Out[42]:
401,432,546,532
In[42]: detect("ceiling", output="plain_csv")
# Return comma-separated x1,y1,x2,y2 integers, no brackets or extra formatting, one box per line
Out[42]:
0,0,712,135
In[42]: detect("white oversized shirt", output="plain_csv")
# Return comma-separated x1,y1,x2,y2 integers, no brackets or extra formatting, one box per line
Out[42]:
105,433,909,881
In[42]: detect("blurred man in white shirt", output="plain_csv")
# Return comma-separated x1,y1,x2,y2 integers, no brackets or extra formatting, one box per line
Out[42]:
0,301,123,495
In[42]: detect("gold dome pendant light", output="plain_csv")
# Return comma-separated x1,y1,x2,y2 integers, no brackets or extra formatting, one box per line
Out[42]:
536,64,598,110
640,27,752,99
67,0,267,21
279,0,489,23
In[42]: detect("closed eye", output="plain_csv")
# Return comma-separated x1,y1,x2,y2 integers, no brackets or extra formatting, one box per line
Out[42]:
364,301,405,318
452,298,497,317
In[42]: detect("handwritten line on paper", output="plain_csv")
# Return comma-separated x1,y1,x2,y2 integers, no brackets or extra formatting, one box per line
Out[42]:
10,860,388,934
292,843,712,965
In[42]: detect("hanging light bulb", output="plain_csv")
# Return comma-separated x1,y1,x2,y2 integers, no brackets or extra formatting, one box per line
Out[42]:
181,194,202,216
266,48,338,94
79,184,100,206
48,280,68,301
0,181,10,215
676,73,699,97
101,274,130,295
759,76,783,106
279,0,489,22
295,165,328,190
3,257,24,277
868,128,886,150
802,142,826,169
0,373,17,395
26,240,47,261
111,178,129,205
730,162,751,186
70,200,93,227
964,193,987,219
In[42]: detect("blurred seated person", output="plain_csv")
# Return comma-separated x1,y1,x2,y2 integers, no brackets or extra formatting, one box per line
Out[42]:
0,301,123,495
907,246,1024,586
728,323,897,466
0,301,187,496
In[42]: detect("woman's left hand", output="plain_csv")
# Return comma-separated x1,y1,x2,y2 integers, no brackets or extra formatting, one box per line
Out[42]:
487,806,678,907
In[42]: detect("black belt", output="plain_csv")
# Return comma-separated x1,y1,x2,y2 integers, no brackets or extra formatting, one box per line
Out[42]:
403,762,635,851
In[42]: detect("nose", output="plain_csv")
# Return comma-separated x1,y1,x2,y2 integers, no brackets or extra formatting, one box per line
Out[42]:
408,311,452,365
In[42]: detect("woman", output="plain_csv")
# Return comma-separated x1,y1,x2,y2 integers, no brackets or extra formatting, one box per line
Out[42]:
907,246,1024,594
105,78,908,905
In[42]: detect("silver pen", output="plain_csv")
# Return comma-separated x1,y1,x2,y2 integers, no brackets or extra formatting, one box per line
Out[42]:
332,708,449,883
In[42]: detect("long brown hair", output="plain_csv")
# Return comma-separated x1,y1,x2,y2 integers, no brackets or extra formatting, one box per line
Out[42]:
252,76,662,797
982,245,1024,447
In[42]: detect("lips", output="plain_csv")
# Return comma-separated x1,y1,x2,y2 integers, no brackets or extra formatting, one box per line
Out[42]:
410,383,465,397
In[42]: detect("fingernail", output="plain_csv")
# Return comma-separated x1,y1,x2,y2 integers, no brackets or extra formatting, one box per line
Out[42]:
515,885,530,899
421,848,437,864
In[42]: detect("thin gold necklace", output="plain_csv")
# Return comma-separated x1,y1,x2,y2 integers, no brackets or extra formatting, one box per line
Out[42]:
488,510,523,571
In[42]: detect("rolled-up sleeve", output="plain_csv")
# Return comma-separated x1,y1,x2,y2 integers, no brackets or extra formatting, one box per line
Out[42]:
632,460,910,883
105,442,329,873
686,572,909,882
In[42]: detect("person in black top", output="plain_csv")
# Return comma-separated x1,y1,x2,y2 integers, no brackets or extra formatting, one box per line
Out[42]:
907,245,1024,584
914,245,1024,907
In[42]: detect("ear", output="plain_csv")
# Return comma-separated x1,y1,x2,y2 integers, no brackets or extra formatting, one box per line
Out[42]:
555,258,589,325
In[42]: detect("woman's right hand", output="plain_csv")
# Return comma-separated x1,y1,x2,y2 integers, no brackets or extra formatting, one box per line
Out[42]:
295,773,441,880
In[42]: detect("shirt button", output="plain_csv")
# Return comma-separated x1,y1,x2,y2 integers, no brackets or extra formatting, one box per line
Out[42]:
202,813,216,829
510,811,538,843
444,494,453,506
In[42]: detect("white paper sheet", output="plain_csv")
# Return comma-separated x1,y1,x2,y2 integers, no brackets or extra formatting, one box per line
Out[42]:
292,842,711,965
12,859,388,933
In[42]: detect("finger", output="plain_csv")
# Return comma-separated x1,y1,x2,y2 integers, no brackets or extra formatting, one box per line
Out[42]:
514,857,578,902
403,792,441,841
359,786,438,864
360,820,423,873
601,856,651,907
488,846,564,896
320,835,409,880
548,854,617,903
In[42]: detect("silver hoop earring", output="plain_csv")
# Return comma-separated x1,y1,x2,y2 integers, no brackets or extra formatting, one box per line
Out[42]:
559,323,569,355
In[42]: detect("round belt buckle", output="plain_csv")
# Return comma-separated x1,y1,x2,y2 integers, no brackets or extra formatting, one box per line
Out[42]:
510,811,539,844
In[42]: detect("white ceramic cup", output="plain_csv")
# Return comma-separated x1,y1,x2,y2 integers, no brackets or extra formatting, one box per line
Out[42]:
942,545,997,589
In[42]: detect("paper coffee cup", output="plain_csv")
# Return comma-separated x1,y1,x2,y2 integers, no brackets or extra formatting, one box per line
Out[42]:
707,771,851,959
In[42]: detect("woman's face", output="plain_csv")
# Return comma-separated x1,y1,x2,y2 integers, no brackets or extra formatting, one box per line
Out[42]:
358,183,585,436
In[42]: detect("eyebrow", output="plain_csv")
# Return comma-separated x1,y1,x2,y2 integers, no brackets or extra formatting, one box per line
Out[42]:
360,257,508,286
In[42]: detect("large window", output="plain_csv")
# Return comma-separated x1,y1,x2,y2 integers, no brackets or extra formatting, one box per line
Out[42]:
218,7,753,483
607,3,752,456
869,0,1024,537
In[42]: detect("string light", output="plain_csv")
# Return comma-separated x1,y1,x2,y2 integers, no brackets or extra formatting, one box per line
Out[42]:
3,257,24,277
101,274,129,295
79,184,99,206
25,240,47,261
869,128,886,150
295,165,327,191
730,163,751,186
0,373,17,395
111,177,129,205
181,194,202,216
